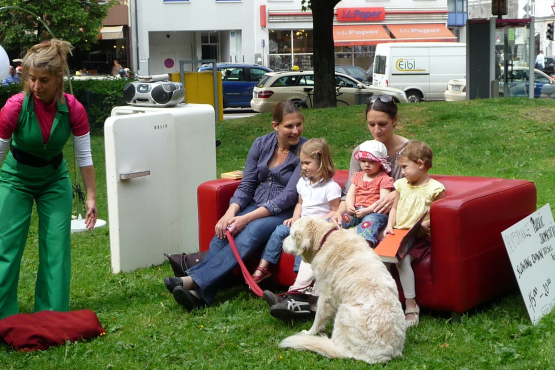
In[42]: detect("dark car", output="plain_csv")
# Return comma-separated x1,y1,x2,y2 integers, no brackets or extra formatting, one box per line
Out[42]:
364,65,373,84
543,57,555,77
197,63,272,108
334,65,369,83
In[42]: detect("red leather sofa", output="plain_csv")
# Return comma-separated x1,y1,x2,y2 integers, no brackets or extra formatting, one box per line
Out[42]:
197,171,536,319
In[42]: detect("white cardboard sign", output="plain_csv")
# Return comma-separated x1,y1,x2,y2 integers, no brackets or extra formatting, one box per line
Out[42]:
502,204,555,325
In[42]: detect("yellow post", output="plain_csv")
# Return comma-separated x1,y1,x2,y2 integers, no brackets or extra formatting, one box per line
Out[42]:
183,71,223,121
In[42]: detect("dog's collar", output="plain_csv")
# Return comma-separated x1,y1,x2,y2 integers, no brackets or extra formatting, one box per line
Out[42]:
316,227,338,254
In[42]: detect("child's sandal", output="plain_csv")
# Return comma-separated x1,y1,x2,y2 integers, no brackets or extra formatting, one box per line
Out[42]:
405,305,420,328
252,266,272,283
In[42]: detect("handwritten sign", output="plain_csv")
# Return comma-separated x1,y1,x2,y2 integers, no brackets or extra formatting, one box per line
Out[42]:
502,204,555,325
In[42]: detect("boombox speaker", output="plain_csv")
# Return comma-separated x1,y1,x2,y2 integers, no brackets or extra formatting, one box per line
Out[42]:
123,76,184,107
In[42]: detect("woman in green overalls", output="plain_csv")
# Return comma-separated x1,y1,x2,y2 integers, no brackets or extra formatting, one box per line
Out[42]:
0,40,97,319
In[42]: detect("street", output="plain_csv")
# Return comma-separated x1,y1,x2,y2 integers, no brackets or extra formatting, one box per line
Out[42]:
223,108,259,120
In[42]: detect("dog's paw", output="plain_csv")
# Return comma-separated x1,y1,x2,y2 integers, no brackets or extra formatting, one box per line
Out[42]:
300,330,312,336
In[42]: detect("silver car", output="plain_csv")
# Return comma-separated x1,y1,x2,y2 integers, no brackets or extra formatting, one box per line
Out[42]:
251,70,408,113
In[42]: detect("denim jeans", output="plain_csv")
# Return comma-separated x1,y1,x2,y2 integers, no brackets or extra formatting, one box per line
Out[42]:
261,215,333,272
186,204,293,305
341,209,389,245
260,224,291,265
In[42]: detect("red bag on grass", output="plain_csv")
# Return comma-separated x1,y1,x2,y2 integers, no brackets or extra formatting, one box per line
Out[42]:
0,309,106,351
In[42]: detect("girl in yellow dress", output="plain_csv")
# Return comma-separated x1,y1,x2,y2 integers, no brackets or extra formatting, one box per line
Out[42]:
384,140,445,328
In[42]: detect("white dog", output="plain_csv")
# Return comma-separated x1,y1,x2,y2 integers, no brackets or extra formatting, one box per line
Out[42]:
279,217,406,364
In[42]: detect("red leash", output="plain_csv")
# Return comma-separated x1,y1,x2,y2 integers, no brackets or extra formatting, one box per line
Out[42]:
226,230,264,297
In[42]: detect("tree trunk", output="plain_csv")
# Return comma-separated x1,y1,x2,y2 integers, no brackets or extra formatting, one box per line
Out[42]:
311,0,340,108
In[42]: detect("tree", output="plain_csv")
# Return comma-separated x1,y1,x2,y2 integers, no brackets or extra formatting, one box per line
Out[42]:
0,0,113,52
303,0,341,108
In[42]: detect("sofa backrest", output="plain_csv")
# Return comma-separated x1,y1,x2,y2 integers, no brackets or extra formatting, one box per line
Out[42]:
334,170,518,199
332,170,349,189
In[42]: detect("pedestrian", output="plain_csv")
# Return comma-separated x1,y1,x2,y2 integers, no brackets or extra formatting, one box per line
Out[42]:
2,65,20,85
535,50,545,70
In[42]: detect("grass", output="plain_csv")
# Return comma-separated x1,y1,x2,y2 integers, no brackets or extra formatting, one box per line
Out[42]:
1,98,555,369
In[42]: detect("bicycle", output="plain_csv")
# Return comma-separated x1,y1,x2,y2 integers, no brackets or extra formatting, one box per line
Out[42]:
293,85,349,109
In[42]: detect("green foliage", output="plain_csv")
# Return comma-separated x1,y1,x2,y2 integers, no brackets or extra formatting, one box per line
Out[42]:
69,78,129,133
2,99,555,368
0,78,130,133
0,0,114,51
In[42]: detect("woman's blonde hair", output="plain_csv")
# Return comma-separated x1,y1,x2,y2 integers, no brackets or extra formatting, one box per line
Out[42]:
300,138,336,182
398,140,434,169
21,39,73,102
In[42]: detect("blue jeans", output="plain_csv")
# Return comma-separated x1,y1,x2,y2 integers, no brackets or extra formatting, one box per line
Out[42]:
260,224,302,272
341,209,389,246
260,224,290,265
186,205,293,305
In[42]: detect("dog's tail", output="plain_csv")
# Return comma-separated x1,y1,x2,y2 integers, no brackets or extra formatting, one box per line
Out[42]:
279,334,345,359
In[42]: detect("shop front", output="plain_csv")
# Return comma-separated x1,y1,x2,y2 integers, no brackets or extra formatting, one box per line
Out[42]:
267,6,456,71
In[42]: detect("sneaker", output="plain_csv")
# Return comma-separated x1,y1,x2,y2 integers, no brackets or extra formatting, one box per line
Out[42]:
263,290,283,307
269,296,312,319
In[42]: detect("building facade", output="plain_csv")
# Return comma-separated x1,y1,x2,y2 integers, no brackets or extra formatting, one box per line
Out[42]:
131,0,466,76
468,0,555,58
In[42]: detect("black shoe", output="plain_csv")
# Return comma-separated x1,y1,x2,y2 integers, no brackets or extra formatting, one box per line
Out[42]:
164,277,183,293
263,290,283,307
269,296,312,319
173,286,205,311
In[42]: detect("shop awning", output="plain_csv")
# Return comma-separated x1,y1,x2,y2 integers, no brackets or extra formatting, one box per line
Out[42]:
387,24,456,42
333,25,391,46
100,26,124,40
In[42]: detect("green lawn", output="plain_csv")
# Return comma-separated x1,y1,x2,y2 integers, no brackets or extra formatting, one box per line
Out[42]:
1,98,555,369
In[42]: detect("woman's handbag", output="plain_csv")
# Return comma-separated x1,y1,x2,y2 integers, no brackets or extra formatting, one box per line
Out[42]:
164,251,208,277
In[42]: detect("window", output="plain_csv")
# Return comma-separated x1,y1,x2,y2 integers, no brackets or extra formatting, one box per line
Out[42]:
269,29,314,71
257,75,272,88
271,75,299,87
298,75,315,86
221,67,246,81
249,68,268,82
335,75,357,88
201,32,219,44
374,55,387,75
535,72,550,84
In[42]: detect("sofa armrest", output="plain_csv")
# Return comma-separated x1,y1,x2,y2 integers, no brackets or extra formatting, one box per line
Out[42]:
428,176,537,313
197,179,241,252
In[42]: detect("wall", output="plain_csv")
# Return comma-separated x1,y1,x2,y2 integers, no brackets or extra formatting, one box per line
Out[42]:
149,31,194,75
132,0,451,75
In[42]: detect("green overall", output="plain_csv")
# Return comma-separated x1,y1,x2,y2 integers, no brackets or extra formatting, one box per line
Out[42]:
0,94,73,319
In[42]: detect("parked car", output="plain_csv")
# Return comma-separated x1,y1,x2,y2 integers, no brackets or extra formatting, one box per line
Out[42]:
498,67,555,98
250,70,408,113
197,63,272,108
364,65,373,85
444,79,466,101
542,57,555,77
334,65,368,82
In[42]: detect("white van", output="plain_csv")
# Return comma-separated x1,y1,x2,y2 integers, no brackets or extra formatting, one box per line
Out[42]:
373,42,466,102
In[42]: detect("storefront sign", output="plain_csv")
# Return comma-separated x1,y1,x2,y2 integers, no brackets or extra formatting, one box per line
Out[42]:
502,204,555,325
337,8,385,22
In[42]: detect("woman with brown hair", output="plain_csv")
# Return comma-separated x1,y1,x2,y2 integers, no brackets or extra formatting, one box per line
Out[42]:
164,100,306,311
